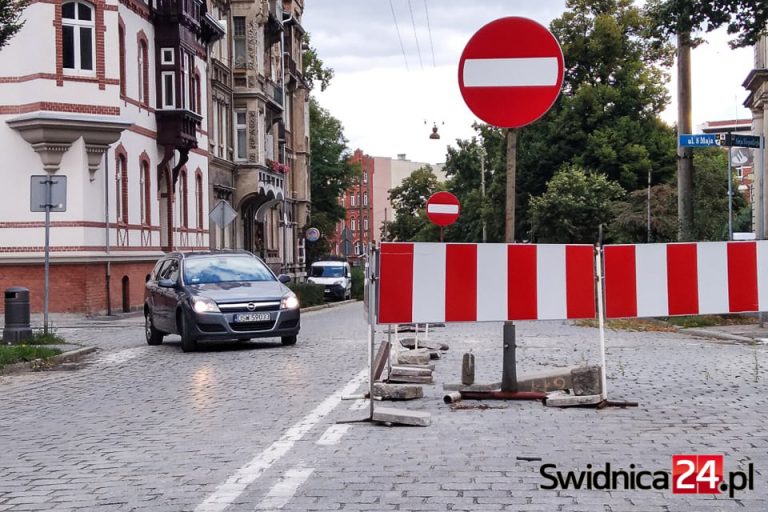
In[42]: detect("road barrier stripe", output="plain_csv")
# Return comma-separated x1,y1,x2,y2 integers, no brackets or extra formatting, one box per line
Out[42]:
377,242,595,324
604,241,768,318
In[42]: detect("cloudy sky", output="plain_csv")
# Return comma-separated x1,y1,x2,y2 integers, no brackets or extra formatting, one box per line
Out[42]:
302,1,755,165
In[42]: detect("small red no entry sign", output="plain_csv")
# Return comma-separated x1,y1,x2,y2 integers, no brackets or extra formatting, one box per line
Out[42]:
426,192,460,227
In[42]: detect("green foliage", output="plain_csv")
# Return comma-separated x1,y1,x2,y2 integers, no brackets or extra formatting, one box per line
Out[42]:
302,34,334,91
529,165,625,243
288,282,325,308
351,266,364,300
383,166,443,242
610,148,748,242
307,98,356,264
0,0,27,50
644,0,768,48
0,345,60,368
26,329,67,345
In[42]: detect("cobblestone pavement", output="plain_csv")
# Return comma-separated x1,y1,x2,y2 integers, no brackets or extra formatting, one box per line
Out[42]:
1,304,767,511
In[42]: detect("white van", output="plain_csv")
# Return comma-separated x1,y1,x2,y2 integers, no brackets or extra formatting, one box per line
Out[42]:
307,261,352,300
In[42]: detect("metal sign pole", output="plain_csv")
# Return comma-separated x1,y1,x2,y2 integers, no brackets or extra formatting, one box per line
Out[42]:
728,145,733,240
43,178,52,335
595,246,608,401
366,244,378,420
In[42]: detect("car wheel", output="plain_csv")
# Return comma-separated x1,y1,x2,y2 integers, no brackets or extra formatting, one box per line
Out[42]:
145,310,164,346
179,314,198,353
281,335,297,345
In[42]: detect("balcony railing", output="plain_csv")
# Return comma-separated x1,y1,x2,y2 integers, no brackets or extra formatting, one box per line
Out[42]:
155,109,202,149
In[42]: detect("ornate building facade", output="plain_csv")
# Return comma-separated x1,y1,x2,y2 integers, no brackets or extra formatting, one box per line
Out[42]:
743,34,768,238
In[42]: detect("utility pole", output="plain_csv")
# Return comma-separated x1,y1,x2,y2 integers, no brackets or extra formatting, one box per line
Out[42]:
677,30,694,241
480,145,486,243
502,128,518,393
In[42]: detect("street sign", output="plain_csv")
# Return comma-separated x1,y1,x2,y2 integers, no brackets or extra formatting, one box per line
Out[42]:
730,134,761,149
426,191,460,227
209,200,237,227
305,227,320,242
458,17,564,129
678,134,718,148
30,175,66,212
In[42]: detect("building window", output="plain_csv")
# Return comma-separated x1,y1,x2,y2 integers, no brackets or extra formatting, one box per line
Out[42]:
115,154,127,223
233,17,246,68
191,70,201,114
363,217,369,232
140,160,150,225
355,242,363,255
181,52,189,109
351,218,356,232
196,172,203,229
235,110,247,160
180,170,189,228
363,192,368,206
363,170,368,183
161,48,174,65
62,0,95,72
118,24,125,95
138,40,148,105
350,194,356,207
161,71,175,109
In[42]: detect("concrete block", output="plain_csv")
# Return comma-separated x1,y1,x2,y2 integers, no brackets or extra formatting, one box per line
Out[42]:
571,365,602,396
372,406,431,426
397,349,431,365
515,366,576,393
373,383,423,400
545,390,602,407
390,365,432,376
442,382,501,392
400,338,449,351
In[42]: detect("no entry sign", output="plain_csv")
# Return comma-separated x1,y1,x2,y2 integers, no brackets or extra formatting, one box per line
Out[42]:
426,191,460,227
458,17,564,129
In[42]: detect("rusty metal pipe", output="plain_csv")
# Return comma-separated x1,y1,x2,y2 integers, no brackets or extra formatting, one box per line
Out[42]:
459,391,547,401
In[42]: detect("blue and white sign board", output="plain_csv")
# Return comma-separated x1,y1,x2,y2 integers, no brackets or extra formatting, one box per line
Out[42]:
679,134,718,148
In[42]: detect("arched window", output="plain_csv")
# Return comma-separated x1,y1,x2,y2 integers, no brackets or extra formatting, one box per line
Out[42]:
115,154,128,223
137,38,149,105
180,169,189,228
195,172,203,229
118,22,125,95
140,159,151,225
62,0,95,71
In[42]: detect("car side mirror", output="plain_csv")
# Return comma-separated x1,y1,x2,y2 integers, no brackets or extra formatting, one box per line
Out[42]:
277,274,291,284
158,279,176,288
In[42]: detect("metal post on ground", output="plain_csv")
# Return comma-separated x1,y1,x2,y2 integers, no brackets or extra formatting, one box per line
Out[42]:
501,128,518,393
43,178,51,335
366,246,377,420
728,144,734,240
595,246,608,401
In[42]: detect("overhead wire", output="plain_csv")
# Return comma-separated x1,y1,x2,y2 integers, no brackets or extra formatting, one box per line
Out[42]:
407,0,424,70
423,0,436,67
389,0,410,71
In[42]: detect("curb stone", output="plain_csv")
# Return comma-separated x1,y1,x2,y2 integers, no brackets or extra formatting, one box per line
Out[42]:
0,346,98,376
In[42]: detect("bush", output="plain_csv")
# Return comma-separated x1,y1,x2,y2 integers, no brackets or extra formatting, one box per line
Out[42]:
351,266,364,300
288,282,325,308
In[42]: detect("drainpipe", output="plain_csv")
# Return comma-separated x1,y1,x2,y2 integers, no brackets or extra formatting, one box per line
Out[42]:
279,11,292,274
104,152,112,316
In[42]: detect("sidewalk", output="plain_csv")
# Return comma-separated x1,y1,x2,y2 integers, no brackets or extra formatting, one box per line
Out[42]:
678,322,768,344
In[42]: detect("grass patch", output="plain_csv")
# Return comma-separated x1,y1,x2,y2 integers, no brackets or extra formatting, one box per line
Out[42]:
665,315,756,328
0,345,61,369
575,318,677,332
25,330,67,345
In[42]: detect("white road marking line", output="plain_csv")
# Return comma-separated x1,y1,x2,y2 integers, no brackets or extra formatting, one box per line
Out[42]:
253,465,314,511
426,203,459,215
348,399,368,411
463,57,559,87
316,424,350,446
97,347,145,366
194,369,367,512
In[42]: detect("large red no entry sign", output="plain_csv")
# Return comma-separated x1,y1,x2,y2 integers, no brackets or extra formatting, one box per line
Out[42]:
458,17,564,129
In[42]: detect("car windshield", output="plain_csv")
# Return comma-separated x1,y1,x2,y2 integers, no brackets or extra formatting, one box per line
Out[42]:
310,265,345,278
183,256,274,284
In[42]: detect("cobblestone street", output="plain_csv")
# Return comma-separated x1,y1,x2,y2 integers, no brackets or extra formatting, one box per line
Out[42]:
1,303,767,511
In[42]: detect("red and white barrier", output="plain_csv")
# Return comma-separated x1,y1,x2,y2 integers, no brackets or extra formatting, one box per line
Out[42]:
377,242,595,324
604,241,768,318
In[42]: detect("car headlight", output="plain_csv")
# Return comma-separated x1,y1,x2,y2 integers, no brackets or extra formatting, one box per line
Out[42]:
281,293,299,310
191,296,220,313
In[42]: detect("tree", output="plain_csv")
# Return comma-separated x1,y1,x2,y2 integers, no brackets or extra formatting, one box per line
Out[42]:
302,34,334,92
644,0,768,240
529,165,625,243
0,0,27,49
307,98,356,263
610,183,679,243
514,0,677,237
383,167,442,242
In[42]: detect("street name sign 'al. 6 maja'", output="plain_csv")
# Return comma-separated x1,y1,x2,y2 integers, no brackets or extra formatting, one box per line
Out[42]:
458,16,565,129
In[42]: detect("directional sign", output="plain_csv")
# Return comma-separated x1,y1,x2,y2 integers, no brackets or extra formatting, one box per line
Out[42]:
305,227,320,242
458,17,564,129
678,134,718,148
209,200,237,227
426,192,460,227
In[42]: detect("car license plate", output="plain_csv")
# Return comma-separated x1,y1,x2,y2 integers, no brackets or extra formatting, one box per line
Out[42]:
234,312,271,323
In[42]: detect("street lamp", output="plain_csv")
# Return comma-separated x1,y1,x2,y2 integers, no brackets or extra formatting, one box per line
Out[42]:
478,145,487,243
